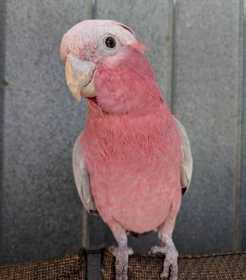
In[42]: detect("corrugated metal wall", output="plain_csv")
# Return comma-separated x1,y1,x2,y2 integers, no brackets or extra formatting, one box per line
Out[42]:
0,0,245,263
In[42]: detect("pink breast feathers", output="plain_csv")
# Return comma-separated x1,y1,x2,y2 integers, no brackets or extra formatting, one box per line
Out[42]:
81,107,182,233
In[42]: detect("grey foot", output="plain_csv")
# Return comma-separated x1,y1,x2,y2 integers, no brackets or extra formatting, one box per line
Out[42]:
150,245,178,280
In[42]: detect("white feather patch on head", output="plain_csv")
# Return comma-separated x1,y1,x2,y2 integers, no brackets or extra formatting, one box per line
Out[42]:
60,20,139,61
82,20,137,45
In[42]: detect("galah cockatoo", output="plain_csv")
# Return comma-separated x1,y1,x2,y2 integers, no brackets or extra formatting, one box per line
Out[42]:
60,20,193,280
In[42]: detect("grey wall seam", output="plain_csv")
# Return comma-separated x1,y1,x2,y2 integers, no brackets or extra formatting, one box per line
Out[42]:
92,0,97,19
239,0,246,249
232,0,244,251
167,0,175,109
0,0,6,258
171,0,179,115
169,0,176,112
82,0,94,20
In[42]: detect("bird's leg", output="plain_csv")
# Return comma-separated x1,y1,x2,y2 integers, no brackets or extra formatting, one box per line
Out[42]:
150,195,181,280
151,233,178,280
109,223,129,280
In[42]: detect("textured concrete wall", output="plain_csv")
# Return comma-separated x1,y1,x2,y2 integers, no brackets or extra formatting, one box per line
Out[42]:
0,0,245,264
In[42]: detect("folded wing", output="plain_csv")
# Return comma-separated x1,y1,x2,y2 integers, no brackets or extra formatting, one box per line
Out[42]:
174,118,193,193
73,135,96,211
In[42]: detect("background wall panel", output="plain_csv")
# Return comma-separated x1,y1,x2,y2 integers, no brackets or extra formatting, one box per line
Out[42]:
0,0,6,263
0,0,91,263
240,0,246,250
173,0,242,254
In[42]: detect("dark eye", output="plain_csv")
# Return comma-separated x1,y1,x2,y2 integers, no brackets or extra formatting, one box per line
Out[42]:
104,36,117,49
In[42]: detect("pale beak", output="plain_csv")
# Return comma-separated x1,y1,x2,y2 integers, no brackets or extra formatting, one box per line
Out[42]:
65,53,96,101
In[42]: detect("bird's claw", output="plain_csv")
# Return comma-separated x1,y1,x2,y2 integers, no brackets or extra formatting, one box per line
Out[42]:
149,245,178,280
149,245,166,255
108,246,134,257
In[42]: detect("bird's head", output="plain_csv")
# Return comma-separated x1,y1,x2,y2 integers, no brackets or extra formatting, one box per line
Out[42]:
60,20,162,114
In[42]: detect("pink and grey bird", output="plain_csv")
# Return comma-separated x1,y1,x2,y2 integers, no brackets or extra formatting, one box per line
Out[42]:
60,20,193,280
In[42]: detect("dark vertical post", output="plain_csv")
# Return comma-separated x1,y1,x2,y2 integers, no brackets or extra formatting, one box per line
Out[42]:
81,1,105,278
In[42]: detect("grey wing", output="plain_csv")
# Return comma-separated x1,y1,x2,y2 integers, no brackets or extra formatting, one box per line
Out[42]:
174,117,193,193
73,135,96,212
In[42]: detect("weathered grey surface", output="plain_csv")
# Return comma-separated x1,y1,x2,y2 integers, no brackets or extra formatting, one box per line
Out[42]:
96,0,174,105
173,0,242,254
0,0,87,263
241,0,246,250
0,0,6,261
